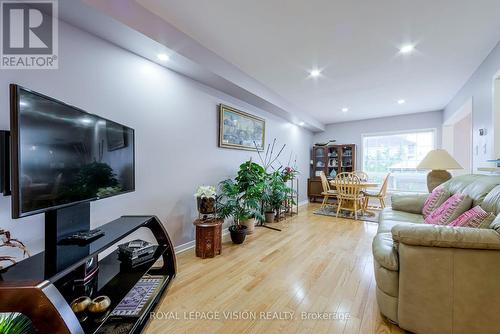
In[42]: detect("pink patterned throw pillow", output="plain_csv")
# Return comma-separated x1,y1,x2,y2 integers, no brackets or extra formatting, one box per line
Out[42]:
422,186,450,218
449,206,495,228
424,193,473,225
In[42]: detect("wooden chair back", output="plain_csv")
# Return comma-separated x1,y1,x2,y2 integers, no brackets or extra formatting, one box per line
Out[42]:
353,171,368,182
335,172,361,198
379,173,391,196
319,171,330,192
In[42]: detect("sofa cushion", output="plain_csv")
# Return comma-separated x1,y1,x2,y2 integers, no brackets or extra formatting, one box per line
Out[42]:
424,193,472,225
422,186,450,218
372,233,399,271
481,185,500,215
378,219,419,234
489,214,500,233
449,206,495,228
391,193,428,214
376,287,399,323
462,176,500,206
441,174,483,194
379,207,425,224
374,261,400,298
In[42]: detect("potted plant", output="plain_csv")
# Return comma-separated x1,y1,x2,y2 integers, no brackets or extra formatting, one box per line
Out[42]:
263,170,292,222
235,160,265,234
216,179,248,244
194,185,216,217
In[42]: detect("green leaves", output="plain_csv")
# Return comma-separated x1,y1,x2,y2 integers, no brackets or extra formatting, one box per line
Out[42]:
0,313,35,334
217,158,294,224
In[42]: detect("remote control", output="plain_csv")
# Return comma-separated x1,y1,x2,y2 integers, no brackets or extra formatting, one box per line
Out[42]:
62,229,105,244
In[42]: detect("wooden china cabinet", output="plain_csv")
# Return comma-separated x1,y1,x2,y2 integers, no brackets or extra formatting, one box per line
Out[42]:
307,144,356,202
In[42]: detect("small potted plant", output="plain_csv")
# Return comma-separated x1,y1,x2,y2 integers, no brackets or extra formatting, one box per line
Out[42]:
216,179,248,244
263,170,292,222
194,185,216,217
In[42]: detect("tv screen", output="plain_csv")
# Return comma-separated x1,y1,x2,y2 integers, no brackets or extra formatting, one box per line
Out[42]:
10,85,135,218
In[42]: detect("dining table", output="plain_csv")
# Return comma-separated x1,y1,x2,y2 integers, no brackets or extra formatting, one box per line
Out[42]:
328,180,379,190
328,180,380,216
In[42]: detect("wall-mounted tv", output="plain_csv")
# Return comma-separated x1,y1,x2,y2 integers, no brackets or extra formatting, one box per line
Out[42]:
10,84,135,218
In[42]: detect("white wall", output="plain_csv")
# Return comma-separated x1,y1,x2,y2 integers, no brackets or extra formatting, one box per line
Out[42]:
0,21,313,260
313,111,443,169
452,112,473,174
444,40,500,170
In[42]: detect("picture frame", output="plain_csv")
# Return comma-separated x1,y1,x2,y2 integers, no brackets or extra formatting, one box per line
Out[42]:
218,104,265,151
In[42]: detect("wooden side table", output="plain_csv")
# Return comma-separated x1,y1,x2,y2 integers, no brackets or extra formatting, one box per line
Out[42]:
193,218,223,259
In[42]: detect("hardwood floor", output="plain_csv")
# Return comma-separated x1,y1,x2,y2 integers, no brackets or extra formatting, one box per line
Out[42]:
145,204,405,334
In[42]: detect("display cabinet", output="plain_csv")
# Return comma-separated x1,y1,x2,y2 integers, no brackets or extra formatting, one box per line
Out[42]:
308,144,356,201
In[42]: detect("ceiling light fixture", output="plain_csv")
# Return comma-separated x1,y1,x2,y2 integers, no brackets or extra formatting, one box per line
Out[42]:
399,44,415,54
309,69,321,77
157,53,169,61
341,107,349,112
397,99,406,104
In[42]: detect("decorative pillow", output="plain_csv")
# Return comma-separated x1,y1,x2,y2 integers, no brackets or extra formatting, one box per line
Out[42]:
424,193,473,225
448,206,495,228
422,186,450,218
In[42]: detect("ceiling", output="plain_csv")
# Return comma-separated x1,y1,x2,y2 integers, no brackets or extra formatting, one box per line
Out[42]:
137,0,500,124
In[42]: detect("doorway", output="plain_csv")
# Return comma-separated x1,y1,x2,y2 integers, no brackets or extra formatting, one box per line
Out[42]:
442,98,473,175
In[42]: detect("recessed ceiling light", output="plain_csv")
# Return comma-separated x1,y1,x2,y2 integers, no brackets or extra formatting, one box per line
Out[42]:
399,44,415,54
397,99,406,104
341,107,349,112
309,69,321,77
157,53,169,61
299,122,305,126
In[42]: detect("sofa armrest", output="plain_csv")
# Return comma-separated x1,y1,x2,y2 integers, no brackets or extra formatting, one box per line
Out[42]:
390,193,428,214
391,224,500,250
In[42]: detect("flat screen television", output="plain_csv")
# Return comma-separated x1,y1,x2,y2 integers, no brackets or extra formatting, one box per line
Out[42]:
10,84,135,218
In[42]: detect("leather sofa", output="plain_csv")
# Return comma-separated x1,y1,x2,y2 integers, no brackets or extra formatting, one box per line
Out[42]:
373,174,500,334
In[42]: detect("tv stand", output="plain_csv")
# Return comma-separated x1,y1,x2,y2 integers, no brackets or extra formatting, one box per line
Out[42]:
0,213,177,334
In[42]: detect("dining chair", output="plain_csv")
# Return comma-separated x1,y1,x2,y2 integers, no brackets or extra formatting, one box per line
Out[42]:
319,171,337,209
363,173,391,210
353,170,368,182
334,172,365,220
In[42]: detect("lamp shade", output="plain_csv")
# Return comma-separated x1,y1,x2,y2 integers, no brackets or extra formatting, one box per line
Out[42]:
417,149,463,170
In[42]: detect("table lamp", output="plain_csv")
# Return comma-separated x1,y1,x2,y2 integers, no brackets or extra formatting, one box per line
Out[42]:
417,149,463,192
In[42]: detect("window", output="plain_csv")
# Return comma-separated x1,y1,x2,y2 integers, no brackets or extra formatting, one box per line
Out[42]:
362,129,436,192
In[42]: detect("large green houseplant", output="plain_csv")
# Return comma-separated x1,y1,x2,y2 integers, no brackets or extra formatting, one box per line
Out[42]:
217,160,265,242
235,160,266,233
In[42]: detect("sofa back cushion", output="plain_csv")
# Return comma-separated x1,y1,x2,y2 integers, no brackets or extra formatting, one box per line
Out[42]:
441,175,482,195
481,185,500,215
489,214,500,233
448,205,495,228
424,193,473,225
462,176,500,206
422,186,450,218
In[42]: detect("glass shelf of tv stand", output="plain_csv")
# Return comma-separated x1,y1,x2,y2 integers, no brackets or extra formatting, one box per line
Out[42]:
54,246,170,334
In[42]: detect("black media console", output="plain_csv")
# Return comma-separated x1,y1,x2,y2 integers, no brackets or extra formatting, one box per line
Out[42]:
0,204,177,334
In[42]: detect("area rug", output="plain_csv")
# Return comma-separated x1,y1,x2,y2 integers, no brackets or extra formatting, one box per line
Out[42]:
313,205,380,223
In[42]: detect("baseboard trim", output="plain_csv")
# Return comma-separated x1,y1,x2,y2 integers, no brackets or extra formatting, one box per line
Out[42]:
174,227,229,254
175,203,308,254
298,200,309,207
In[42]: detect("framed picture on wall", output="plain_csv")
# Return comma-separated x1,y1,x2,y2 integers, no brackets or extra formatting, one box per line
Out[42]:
218,104,265,151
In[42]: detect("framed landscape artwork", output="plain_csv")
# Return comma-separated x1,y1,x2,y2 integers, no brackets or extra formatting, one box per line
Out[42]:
218,104,265,151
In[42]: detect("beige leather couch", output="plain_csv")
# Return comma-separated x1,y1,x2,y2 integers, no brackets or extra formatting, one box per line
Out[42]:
373,175,500,334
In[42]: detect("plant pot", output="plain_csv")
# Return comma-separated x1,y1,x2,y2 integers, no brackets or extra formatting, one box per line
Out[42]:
265,211,275,224
229,225,247,244
197,197,215,215
241,218,256,234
